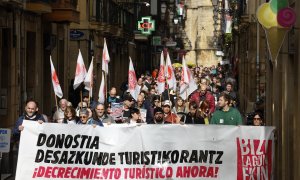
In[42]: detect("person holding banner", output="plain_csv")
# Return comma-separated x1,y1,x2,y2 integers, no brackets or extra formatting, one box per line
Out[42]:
211,93,243,125
129,107,143,124
152,107,169,124
89,103,115,126
77,109,90,125
63,106,78,124
181,101,205,124
13,99,45,141
162,100,180,124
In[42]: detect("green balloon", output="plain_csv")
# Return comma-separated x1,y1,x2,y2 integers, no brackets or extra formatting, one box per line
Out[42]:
270,0,288,13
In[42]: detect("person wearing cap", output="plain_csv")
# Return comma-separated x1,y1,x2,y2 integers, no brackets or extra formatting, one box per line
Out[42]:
77,109,90,125
75,101,88,116
162,100,180,124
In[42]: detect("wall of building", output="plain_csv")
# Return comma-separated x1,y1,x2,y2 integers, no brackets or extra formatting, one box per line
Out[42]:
238,0,300,179
184,0,220,67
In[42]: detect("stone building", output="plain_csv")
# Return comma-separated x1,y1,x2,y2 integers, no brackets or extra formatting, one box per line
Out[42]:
184,0,220,66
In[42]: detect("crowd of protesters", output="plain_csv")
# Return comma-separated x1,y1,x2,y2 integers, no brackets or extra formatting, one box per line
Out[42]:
13,63,265,141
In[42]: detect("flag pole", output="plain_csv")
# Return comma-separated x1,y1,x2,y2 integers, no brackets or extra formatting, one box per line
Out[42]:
104,70,107,105
88,89,91,107
166,83,174,124
80,88,83,110
54,94,58,112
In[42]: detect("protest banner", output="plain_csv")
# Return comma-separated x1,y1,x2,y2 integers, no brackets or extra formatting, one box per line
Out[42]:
16,121,275,180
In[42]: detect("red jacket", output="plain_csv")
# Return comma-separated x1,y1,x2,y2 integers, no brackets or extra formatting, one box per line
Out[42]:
189,91,215,114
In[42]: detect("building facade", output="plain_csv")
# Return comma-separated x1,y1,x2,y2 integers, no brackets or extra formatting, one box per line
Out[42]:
0,0,79,127
236,0,300,179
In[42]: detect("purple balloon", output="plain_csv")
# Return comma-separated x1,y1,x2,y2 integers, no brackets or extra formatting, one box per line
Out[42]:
277,7,296,28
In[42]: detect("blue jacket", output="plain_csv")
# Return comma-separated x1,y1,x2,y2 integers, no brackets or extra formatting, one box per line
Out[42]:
13,114,45,141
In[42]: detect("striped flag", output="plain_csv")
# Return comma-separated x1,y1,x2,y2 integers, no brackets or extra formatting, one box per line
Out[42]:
84,57,94,97
50,56,63,98
128,57,140,101
102,38,110,74
98,72,106,103
165,52,177,91
73,49,87,90
179,56,197,100
157,51,166,95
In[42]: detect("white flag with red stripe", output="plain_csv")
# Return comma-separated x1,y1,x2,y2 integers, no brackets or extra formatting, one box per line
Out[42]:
165,52,177,91
102,38,110,74
98,72,106,104
179,56,198,100
73,49,87,90
84,57,94,96
128,57,140,101
50,56,63,98
157,51,166,95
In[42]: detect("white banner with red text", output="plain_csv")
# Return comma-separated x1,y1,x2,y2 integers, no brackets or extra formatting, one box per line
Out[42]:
16,120,275,180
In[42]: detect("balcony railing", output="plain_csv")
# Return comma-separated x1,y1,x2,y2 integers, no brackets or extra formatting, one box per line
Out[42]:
89,0,135,35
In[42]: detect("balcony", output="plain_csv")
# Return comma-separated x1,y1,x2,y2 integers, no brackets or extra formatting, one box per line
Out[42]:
89,0,135,38
24,0,52,13
43,0,79,23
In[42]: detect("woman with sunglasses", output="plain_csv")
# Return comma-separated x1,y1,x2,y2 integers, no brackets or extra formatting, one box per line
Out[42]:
253,111,264,126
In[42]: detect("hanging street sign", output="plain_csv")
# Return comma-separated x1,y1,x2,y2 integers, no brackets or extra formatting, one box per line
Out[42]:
138,16,155,35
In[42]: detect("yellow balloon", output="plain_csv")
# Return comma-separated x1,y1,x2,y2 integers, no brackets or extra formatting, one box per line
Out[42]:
256,3,278,29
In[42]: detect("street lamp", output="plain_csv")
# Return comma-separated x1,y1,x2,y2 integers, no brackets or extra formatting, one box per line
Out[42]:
173,18,179,24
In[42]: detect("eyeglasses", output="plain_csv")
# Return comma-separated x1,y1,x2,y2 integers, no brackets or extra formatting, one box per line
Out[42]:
80,116,88,119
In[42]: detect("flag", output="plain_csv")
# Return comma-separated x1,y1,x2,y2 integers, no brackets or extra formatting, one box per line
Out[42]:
84,57,94,97
179,56,198,100
98,72,106,104
225,15,233,33
102,38,110,74
157,51,166,95
165,52,177,91
50,56,63,98
73,49,87,90
128,57,140,101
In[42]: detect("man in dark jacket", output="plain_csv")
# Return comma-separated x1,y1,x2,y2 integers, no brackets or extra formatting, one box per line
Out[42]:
13,100,45,141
